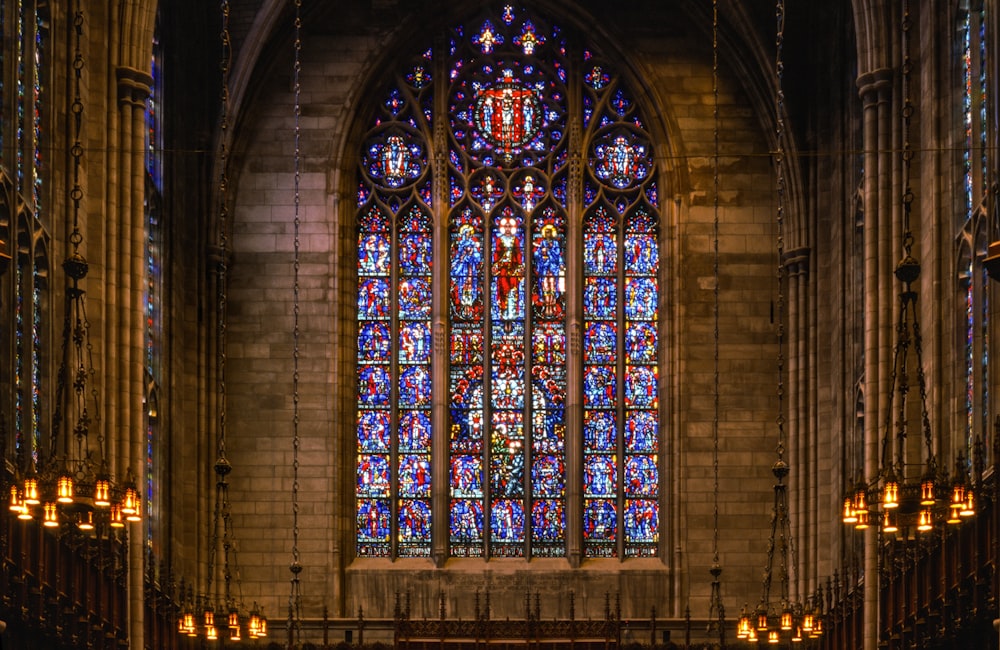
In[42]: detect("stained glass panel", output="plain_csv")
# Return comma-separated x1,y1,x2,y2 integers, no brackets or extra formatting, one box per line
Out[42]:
356,4,660,560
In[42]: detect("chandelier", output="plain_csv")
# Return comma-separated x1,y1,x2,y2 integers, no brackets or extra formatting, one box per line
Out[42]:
735,0,823,643
6,8,140,533
839,0,979,540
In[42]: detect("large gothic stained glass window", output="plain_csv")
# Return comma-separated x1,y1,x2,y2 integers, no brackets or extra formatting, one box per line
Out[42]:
355,5,660,560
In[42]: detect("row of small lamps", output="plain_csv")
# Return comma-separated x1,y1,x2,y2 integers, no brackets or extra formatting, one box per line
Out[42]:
178,603,268,641
8,470,141,530
736,605,824,644
842,463,977,533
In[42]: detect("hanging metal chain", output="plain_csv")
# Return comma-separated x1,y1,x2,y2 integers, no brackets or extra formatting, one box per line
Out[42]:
207,0,233,606
707,0,726,642
289,0,304,643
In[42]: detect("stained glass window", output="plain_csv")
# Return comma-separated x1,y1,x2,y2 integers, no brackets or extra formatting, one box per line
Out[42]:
957,5,989,465
356,4,660,560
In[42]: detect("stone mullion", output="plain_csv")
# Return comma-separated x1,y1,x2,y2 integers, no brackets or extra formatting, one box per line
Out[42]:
564,40,584,568
431,37,451,566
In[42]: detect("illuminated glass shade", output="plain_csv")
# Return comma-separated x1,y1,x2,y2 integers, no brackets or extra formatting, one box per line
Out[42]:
882,509,898,533
109,504,125,528
960,490,976,517
919,475,936,505
57,474,74,503
917,508,933,531
77,510,94,531
882,476,899,508
23,477,40,505
42,502,59,527
94,476,111,507
841,496,856,524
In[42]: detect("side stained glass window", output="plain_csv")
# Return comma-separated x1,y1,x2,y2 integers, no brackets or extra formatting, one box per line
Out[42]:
356,46,434,558
356,5,660,560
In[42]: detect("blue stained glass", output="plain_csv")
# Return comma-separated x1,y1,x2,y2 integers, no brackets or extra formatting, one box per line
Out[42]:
359,322,391,362
625,411,658,452
399,233,432,274
450,209,484,320
611,88,631,116
406,65,432,88
624,456,658,496
584,456,616,496
585,64,610,90
584,411,616,450
531,455,565,496
627,206,657,232
450,499,484,545
358,499,391,543
514,20,545,55
584,181,599,205
358,233,391,275
584,366,616,408
584,277,617,318
399,321,431,364
399,366,431,406
552,176,567,205
624,233,657,274
532,500,564,540
625,322,656,364
399,411,432,451
357,455,391,497
624,499,658,545
585,322,617,363
385,88,405,115
491,374,525,410
625,366,658,408
532,211,564,318
450,370,484,410
358,411,391,451
358,278,391,319
491,499,525,543
450,331,484,365
646,181,658,207
451,455,483,497
593,133,650,189
398,500,432,543
474,19,504,53
531,407,565,452
531,324,566,366
364,132,425,188
492,209,526,320
584,500,617,541
490,414,524,497
399,277,432,318
513,174,545,211
470,173,505,210
624,278,657,320
399,455,432,496
358,366,391,406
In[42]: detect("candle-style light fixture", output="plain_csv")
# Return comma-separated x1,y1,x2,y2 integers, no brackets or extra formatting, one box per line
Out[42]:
735,0,823,644
175,0,266,640
839,0,982,541
6,6,141,533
